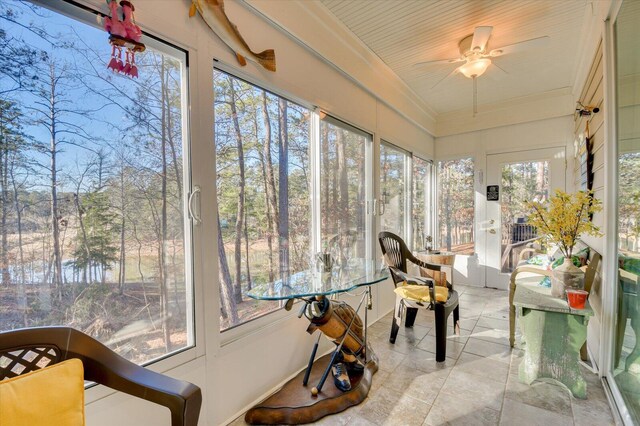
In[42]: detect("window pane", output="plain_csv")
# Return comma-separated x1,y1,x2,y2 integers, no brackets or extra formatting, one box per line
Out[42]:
614,2,640,422
413,157,433,251
0,3,191,364
437,158,475,255
500,161,548,272
214,70,311,331
320,118,369,264
380,142,407,240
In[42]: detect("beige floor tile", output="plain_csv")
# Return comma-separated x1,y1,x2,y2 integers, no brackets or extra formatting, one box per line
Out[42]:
374,346,408,373
427,325,472,341
470,326,513,347
423,402,500,426
313,411,354,425
417,335,466,360
499,398,573,426
232,287,616,426
358,386,431,426
463,337,512,364
402,347,456,373
475,316,510,331
384,363,451,405
453,352,509,384
504,377,572,414
437,369,505,411
371,332,418,355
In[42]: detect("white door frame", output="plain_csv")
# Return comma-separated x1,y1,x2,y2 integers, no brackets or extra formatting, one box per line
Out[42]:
483,147,566,289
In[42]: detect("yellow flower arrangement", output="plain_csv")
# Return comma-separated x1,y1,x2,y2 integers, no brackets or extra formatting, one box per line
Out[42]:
526,189,602,258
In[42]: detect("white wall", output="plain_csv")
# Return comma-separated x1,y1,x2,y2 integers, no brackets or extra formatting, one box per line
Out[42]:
49,0,435,425
434,116,575,287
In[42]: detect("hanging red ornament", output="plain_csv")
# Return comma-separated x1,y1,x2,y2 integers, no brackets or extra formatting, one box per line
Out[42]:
103,0,145,78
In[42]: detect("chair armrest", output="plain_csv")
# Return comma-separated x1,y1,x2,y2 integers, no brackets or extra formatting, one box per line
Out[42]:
519,247,542,261
0,327,202,426
389,267,437,305
406,252,441,272
510,265,552,280
390,267,435,286
72,331,202,426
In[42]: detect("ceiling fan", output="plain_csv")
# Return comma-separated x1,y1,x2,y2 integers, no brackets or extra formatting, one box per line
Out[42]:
414,26,549,115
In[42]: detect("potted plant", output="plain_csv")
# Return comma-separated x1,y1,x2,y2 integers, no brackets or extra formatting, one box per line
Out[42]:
526,189,602,298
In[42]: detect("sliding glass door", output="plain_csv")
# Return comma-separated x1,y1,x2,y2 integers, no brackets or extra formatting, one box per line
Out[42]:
614,2,640,422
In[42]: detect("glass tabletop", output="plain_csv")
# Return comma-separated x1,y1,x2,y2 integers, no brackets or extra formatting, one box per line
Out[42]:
247,259,389,301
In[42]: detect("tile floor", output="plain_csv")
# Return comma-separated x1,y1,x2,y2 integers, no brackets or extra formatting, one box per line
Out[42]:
232,285,615,425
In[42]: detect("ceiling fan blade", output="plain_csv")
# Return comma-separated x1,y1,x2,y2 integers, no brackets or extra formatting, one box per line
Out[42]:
431,67,460,90
489,36,550,57
471,26,493,52
413,57,464,67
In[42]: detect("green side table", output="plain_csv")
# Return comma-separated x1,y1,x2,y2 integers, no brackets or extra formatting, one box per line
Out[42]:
513,280,593,399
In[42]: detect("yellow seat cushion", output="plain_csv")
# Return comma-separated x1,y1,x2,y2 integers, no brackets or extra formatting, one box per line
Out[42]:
0,358,85,426
394,283,449,303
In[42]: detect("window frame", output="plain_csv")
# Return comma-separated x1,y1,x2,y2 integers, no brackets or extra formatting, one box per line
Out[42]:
213,67,376,340
10,0,199,399
435,155,477,256
379,140,412,246
412,154,436,252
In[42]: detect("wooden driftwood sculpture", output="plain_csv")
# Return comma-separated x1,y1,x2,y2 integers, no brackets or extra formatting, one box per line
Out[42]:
189,0,276,72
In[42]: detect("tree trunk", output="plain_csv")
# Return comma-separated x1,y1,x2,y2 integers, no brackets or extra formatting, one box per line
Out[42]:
229,80,246,304
0,133,9,286
277,99,289,279
217,212,239,325
159,58,172,352
244,208,252,291
258,147,275,283
73,193,92,284
9,153,26,325
49,65,63,296
118,165,126,294
336,129,349,260
261,93,279,280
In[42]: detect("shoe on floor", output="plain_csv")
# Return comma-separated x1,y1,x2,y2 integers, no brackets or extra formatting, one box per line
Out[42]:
332,362,351,392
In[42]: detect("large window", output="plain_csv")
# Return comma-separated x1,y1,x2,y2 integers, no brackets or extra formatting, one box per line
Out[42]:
413,156,434,251
614,2,640,422
319,117,370,263
380,142,408,241
0,2,191,364
437,158,475,255
214,70,311,331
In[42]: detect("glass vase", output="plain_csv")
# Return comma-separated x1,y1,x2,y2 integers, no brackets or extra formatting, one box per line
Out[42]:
550,258,585,298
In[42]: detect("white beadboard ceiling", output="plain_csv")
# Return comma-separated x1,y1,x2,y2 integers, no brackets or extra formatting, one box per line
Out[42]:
320,0,590,115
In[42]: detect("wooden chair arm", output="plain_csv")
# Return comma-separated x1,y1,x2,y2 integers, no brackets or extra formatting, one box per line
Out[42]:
510,265,552,281
518,247,543,262
0,327,202,426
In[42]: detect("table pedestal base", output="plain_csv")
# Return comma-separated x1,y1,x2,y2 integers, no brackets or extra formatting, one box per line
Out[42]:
245,350,378,425
518,307,588,399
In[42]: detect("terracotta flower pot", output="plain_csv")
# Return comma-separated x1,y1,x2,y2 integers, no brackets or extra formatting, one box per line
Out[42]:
551,258,584,298
566,289,589,309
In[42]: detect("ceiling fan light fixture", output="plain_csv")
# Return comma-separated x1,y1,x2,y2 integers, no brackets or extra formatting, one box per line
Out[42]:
459,58,491,78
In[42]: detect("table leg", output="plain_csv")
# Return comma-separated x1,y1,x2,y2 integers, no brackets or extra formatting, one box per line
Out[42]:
303,332,322,386
518,307,588,399
312,291,367,395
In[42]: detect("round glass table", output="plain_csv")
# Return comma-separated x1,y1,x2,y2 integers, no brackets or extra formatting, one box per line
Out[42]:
244,259,389,425
247,259,389,301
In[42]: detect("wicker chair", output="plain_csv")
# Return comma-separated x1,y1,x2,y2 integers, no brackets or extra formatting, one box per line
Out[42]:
378,232,460,362
0,326,202,426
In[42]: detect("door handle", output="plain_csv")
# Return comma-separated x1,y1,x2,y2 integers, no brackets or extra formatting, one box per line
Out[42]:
188,185,201,225
488,229,496,234
490,219,495,224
